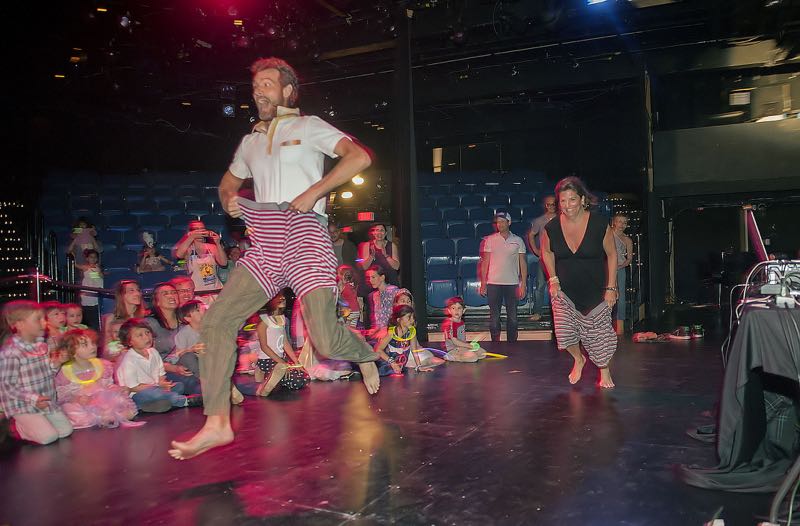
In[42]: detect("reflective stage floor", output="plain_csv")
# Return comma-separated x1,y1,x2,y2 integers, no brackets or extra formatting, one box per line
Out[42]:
0,334,774,525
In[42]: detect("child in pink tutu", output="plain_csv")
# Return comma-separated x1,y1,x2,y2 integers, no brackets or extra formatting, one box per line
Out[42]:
55,329,142,429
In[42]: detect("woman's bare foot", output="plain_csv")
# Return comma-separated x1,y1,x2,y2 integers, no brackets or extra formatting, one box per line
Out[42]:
568,355,586,384
598,367,615,389
357,361,380,394
168,421,234,460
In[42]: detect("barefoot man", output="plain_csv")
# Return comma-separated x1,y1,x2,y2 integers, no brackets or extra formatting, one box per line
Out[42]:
169,57,380,460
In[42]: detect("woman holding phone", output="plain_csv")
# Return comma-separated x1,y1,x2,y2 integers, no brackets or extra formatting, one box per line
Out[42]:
174,220,227,295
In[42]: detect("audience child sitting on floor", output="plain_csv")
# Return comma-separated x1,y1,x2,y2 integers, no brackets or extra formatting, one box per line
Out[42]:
63,303,88,331
336,265,361,327
169,300,206,377
42,302,67,351
441,296,487,362
172,301,243,405
374,305,444,376
0,301,73,445
115,318,202,413
55,328,141,429
293,299,355,382
254,293,310,397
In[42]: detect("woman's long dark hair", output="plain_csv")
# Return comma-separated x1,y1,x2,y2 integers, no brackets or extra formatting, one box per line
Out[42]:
149,283,179,329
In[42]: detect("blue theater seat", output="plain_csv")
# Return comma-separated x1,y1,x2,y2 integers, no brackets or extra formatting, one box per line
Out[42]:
459,194,484,208
420,223,444,239
419,208,441,222
510,222,528,238
458,257,479,279
475,222,495,239
137,214,170,230
185,201,210,216
442,208,468,222
426,263,457,281
485,194,510,208
462,278,487,307
423,238,455,266
139,270,178,291
456,238,481,259
447,222,474,240
510,192,536,207
102,250,138,270
427,279,458,309
468,208,493,223
418,196,437,209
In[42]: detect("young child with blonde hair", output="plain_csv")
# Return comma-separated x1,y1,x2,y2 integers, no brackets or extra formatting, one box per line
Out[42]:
0,301,73,445
55,328,141,429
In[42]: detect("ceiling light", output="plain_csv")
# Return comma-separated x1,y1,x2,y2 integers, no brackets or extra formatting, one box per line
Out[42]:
341,191,354,199
352,175,365,185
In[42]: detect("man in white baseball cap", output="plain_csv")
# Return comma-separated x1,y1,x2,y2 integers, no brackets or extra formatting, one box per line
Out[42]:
479,211,528,342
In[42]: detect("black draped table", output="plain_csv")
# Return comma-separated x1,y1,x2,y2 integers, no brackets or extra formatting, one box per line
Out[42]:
683,305,800,492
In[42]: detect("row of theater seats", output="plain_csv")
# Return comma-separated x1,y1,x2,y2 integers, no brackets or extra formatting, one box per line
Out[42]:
425,253,543,311
39,175,241,254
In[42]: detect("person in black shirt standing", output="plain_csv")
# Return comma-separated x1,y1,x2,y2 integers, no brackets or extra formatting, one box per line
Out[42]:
540,177,619,388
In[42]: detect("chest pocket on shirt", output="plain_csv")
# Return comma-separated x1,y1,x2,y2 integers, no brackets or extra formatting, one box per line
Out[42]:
278,143,304,165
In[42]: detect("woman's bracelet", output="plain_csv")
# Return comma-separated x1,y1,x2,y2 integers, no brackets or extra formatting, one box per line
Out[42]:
605,287,618,292
548,276,560,284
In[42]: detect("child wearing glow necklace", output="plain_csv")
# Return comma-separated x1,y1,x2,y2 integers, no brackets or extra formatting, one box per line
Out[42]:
55,329,141,429
373,305,444,376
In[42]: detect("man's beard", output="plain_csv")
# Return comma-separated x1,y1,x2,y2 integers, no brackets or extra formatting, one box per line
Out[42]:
256,97,280,121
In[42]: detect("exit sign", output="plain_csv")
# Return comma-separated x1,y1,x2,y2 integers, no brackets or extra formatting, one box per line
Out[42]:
357,212,375,221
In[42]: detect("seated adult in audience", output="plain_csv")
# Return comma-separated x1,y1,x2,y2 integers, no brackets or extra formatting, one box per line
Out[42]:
170,276,196,307
145,283,201,395
173,220,227,295
217,245,242,285
102,280,147,360
366,266,398,339
358,224,399,286
136,245,173,273
329,223,357,268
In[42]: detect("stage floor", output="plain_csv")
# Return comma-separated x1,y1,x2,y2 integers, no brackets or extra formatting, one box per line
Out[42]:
0,334,773,525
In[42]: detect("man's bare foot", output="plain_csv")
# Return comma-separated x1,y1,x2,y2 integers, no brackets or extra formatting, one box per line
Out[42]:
358,361,380,394
568,355,586,384
168,424,234,460
598,367,615,389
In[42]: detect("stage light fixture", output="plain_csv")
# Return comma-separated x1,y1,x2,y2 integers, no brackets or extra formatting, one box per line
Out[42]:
341,191,354,199
587,0,609,4
96,7,108,13
221,103,236,118
181,101,191,106
352,175,365,185
54,74,65,79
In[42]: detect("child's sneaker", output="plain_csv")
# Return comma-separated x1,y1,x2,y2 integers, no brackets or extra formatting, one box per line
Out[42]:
668,326,692,340
690,325,704,339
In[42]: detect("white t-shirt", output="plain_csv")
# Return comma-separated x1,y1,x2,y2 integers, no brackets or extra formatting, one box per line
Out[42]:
257,314,287,360
482,232,526,285
228,107,349,217
116,347,166,396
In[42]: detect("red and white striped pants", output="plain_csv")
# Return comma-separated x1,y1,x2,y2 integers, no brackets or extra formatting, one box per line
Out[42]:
238,200,337,300
551,294,617,368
